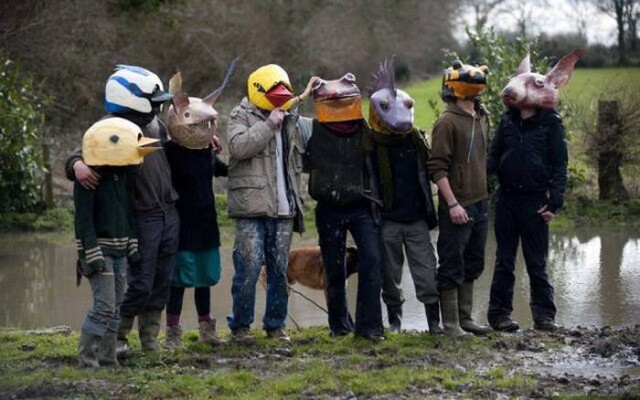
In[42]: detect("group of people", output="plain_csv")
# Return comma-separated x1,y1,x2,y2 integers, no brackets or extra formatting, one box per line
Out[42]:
69,49,583,368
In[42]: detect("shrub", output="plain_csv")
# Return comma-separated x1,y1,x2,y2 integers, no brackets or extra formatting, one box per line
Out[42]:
0,55,50,212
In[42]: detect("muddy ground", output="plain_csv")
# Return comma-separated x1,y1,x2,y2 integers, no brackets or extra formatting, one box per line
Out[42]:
2,325,639,399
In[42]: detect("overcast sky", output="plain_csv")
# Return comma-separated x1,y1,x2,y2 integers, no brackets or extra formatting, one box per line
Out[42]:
456,1,617,46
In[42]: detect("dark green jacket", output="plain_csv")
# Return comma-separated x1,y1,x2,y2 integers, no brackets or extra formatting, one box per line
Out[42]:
74,167,140,271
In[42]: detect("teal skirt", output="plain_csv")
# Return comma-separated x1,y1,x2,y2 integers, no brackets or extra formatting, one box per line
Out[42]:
171,248,221,288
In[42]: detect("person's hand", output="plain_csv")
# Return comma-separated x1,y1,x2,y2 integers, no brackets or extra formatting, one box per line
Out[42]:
211,135,223,154
267,108,285,128
449,204,469,225
73,160,100,190
302,76,321,99
537,205,555,224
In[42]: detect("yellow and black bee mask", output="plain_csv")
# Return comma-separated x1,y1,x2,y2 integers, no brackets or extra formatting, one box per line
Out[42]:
442,60,489,101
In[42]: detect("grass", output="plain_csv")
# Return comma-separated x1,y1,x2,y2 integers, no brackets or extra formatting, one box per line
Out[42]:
0,326,542,399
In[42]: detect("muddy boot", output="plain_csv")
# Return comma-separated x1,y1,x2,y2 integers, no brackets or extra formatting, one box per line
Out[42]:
198,318,226,345
440,288,471,337
117,314,135,357
425,302,444,335
78,332,101,368
138,310,162,353
458,281,493,336
98,331,119,367
387,306,402,333
164,325,183,350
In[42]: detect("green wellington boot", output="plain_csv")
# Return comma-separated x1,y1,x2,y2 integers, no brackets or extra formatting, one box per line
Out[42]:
440,288,471,338
458,281,493,335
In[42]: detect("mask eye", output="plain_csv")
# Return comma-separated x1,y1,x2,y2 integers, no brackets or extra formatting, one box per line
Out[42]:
184,112,190,118
137,133,142,141
534,78,545,87
405,100,414,109
379,101,389,111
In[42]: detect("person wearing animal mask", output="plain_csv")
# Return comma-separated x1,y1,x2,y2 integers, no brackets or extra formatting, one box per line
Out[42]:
74,117,160,368
226,64,315,344
65,65,179,355
162,60,237,349
487,50,583,332
366,58,441,335
427,60,493,337
305,73,384,342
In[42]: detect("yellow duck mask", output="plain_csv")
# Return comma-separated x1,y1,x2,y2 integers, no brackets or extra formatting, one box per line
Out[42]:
247,64,294,111
82,117,161,166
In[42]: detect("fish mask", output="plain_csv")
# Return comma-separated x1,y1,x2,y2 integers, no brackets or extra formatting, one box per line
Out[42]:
501,49,584,110
367,58,415,134
82,117,160,166
312,73,363,123
167,58,238,149
442,60,489,100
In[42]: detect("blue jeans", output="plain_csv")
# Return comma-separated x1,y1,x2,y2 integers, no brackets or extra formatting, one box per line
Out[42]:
488,193,556,324
316,203,383,337
81,256,127,336
436,200,488,290
120,206,179,316
227,217,293,332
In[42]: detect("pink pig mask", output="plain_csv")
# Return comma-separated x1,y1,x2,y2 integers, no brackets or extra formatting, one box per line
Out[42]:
501,49,585,110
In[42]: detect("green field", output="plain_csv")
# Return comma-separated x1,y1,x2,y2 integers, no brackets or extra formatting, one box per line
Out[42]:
365,68,640,133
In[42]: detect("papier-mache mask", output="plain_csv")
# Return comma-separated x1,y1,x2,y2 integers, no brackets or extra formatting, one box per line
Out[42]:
167,58,239,149
442,60,489,100
247,64,294,111
501,49,585,110
367,58,415,134
312,73,363,123
82,117,160,166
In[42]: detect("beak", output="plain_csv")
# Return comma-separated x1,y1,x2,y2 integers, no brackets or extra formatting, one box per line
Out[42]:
137,137,162,157
151,89,174,103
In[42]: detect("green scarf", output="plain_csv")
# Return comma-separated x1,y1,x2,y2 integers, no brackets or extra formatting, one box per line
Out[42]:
371,127,431,212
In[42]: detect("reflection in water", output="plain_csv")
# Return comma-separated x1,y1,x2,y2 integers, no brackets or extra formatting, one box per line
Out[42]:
0,227,638,332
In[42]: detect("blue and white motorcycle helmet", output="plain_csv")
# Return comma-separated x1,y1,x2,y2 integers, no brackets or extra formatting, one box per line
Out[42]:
104,65,173,115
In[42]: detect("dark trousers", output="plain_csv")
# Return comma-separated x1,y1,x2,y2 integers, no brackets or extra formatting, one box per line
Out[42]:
487,193,556,324
120,206,180,316
436,200,488,290
316,203,383,337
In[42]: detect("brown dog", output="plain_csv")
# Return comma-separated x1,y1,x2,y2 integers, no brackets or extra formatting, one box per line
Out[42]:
260,246,359,291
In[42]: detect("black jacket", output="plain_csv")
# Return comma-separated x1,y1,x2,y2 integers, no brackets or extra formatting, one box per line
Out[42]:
487,108,568,213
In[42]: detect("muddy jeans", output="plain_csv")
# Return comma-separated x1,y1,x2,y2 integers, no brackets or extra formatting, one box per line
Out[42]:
81,256,128,336
381,219,439,322
227,217,293,332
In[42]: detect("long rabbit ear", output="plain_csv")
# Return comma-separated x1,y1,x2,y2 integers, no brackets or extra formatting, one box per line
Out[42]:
546,48,585,88
169,71,182,95
203,57,240,106
516,54,531,75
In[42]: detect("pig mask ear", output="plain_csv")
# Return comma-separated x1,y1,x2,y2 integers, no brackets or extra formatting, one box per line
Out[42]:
516,54,531,75
546,48,585,89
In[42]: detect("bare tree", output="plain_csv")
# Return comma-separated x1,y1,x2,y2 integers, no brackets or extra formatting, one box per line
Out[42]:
462,0,507,32
565,0,591,41
595,0,638,64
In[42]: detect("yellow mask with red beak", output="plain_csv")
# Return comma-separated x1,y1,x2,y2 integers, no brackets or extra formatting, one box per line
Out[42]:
247,64,294,111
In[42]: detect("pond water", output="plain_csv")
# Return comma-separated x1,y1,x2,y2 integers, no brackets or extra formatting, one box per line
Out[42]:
0,226,639,332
